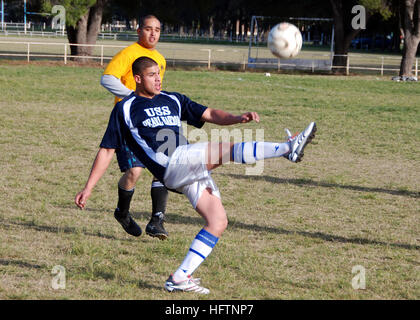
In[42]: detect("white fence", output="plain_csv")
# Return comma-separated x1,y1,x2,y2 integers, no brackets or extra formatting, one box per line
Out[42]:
0,41,125,65
0,40,225,68
0,40,249,69
333,54,418,77
0,40,417,76
0,29,129,40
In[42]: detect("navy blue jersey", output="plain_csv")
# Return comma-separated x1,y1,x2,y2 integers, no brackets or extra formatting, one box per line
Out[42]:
100,91,207,183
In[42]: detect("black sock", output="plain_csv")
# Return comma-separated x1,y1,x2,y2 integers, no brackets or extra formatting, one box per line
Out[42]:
151,180,168,217
116,185,134,217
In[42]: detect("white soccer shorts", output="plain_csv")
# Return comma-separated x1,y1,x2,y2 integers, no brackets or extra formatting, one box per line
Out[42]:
163,143,221,208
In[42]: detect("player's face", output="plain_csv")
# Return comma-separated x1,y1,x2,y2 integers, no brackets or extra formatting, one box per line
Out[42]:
138,18,161,49
137,65,161,97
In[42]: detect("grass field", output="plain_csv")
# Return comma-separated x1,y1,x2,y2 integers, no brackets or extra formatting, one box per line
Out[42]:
0,61,419,300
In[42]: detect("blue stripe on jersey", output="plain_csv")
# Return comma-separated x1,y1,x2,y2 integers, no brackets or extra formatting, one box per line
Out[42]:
195,228,219,248
160,92,181,119
253,142,257,159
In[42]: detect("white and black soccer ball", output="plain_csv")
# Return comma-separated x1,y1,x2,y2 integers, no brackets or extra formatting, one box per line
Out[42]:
267,22,303,59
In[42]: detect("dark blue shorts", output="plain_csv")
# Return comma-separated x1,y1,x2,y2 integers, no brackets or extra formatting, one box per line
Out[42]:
116,145,146,172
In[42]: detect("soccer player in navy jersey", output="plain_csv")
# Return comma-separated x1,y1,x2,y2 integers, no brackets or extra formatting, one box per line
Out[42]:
75,56,316,294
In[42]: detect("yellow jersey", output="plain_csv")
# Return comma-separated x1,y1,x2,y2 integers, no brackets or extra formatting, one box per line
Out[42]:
103,42,166,104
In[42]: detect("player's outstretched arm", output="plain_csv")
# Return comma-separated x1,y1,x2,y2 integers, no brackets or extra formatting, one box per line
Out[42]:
100,74,134,99
75,147,115,209
201,108,259,125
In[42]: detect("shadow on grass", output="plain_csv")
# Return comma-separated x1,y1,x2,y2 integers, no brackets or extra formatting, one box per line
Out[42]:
223,173,420,199
132,211,419,251
0,258,44,269
137,279,165,291
3,199,417,253
0,215,131,242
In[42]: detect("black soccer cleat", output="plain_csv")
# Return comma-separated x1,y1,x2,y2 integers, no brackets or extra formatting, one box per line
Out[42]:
145,212,168,240
114,208,142,237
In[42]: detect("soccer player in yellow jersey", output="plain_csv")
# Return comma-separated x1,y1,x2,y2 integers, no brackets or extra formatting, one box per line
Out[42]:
102,16,166,105
100,15,169,240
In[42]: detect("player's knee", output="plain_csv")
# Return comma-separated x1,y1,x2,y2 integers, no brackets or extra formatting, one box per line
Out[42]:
127,167,142,180
210,215,228,234
120,167,143,189
220,216,228,232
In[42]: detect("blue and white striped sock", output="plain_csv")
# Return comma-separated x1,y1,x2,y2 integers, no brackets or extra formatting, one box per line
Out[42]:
173,228,219,281
231,141,290,164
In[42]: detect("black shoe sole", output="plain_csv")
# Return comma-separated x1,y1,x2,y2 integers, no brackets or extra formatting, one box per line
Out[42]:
146,230,168,240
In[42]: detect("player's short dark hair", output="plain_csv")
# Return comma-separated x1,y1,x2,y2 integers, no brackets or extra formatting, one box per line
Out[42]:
132,56,158,76
138,15,160,28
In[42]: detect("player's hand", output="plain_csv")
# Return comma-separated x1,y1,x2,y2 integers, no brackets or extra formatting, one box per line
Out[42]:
240,112,260,123
75,189,91,209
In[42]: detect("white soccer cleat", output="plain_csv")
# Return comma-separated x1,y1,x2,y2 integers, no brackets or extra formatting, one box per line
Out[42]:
164,274,209,294
286,122,317,163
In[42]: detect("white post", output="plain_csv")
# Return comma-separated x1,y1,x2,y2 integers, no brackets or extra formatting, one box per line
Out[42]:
27,42,30,62
346,55,350,75
206,49,211,69
100,45,104,66
416,58,418,78
64,43,67,64
381,56,384,76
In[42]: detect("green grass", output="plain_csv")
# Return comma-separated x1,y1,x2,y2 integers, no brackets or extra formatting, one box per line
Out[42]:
0,62,419,300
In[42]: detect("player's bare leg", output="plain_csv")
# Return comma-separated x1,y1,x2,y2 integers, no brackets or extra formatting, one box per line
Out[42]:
205,122,317,170
119,167,143,190
206,142,233,171
195,188,228,238
165,188,226,294
164,122,316,293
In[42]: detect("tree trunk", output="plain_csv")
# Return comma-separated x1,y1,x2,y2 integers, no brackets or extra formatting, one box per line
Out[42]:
209,16,214,38
399,0,420,77
67,0,107,62
330,0,363,74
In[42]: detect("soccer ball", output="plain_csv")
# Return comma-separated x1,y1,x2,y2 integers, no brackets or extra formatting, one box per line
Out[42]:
267,22,303,59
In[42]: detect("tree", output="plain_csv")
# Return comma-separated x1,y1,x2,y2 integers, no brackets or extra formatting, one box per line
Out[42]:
43,0,109,61
328,0,393,73
399,0,420,77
